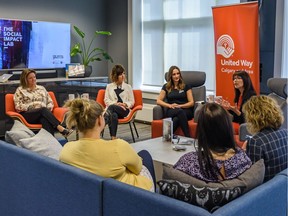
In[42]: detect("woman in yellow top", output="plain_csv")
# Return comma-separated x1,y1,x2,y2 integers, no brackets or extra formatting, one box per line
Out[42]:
59,98,154,192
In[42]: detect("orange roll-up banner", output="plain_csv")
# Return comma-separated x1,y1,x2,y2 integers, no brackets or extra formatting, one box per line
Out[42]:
212,2,259,103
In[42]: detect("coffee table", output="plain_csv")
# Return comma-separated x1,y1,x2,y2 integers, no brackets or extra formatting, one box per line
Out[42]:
131,136,197,181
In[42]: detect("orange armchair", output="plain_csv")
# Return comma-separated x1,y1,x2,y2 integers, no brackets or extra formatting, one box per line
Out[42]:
96,89,143,142
5,91,68,131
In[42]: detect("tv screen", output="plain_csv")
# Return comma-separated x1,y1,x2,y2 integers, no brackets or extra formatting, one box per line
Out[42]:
0,18,70,70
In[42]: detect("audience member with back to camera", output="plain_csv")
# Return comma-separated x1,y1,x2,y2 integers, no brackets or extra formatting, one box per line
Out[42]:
13,69,73,137
104,64,134,140
59,98,156,192
242,95,288,182
173,103,252,182
221,70,256,125
157,65,194,137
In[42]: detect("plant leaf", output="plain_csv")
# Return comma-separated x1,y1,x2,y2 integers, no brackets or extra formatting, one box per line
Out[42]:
95,31,112,36
70,43,81,56
74,26,85,38
102,53,113,62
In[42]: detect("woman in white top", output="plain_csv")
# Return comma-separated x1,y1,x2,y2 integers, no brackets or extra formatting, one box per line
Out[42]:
104,64,134,139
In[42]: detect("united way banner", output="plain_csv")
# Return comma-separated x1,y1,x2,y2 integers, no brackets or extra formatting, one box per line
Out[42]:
212,2,259,103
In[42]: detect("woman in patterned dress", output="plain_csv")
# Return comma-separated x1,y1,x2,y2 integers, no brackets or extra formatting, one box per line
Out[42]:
174,103,251,182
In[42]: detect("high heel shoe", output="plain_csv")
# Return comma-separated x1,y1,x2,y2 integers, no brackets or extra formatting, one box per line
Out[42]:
60,128,74,138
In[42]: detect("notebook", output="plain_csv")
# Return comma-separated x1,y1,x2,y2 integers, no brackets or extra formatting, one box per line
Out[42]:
162,117,173,142
0,74,13,83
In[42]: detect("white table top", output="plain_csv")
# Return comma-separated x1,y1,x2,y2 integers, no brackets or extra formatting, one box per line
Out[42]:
131,137,197,165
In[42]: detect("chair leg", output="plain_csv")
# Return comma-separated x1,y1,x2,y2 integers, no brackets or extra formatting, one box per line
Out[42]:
133,121,139,138
128,122,135,143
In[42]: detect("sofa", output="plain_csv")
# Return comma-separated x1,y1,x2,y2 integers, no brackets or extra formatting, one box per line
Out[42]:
0,139,286,216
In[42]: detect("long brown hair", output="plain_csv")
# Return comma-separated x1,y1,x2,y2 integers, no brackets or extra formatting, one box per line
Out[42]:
166,66,185,92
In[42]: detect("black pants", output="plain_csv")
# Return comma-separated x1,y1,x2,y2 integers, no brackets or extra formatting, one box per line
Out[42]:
106,104,130,137
166,108,193,137
138,150,156,190
21,107,60,135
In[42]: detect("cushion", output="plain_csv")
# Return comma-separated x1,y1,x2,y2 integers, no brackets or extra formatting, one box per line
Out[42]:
162,159,265,193
157,180,245,212
5,120,35,146
18,128,63,160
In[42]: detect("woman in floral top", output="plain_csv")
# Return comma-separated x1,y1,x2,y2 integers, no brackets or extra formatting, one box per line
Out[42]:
173,103,251,182
13,69,72,137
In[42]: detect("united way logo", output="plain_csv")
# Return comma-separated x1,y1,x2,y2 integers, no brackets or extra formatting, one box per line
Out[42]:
216,34,235,58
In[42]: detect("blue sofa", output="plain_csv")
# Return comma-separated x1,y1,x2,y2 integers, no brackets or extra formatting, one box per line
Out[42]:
0,139,286,216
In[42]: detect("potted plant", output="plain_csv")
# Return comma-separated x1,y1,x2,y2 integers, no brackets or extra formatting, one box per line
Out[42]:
70,25,113,77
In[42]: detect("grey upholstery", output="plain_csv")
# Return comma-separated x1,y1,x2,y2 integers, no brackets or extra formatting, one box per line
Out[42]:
267,77,288,107
239,77,288,141
267,77,288,129
153,71,206,120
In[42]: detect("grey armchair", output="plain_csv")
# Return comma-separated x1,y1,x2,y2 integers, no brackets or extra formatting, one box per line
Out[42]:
151,71,206,138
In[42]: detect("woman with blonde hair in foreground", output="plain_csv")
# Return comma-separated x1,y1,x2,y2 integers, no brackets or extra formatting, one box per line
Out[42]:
59,98,155,192
242,95,287,182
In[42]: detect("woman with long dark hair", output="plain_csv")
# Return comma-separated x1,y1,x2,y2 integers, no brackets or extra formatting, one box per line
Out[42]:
223,70,256,124
173,103,251,181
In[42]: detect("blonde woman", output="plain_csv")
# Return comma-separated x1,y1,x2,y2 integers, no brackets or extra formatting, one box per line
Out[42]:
242,95,287,182
156,66,194,137
14,69,72,137
59,98,155,192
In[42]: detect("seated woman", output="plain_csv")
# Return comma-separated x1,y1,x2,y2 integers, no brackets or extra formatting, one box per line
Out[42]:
104,64,134,140
242,95,288,182
157,66,194,137
221,70,256,132
59,98,155,192
13,69,72,137
173,103,252,182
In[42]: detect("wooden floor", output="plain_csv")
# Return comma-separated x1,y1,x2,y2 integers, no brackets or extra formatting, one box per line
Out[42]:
64,121,152,143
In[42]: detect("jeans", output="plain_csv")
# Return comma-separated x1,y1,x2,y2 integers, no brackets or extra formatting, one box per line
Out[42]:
137,150,156,190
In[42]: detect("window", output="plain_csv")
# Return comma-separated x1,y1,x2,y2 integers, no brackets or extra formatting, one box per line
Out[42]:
131,0,241,93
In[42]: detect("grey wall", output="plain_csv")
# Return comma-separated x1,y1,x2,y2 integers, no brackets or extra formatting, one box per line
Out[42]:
0,0,119,77
107,0,128,79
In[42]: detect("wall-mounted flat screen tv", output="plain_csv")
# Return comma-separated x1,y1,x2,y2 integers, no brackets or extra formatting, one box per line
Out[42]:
0,18,70,70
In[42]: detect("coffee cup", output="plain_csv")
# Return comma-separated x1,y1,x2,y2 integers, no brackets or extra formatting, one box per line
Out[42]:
68,94,75,100
81,93,89,99
206,95,214,103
